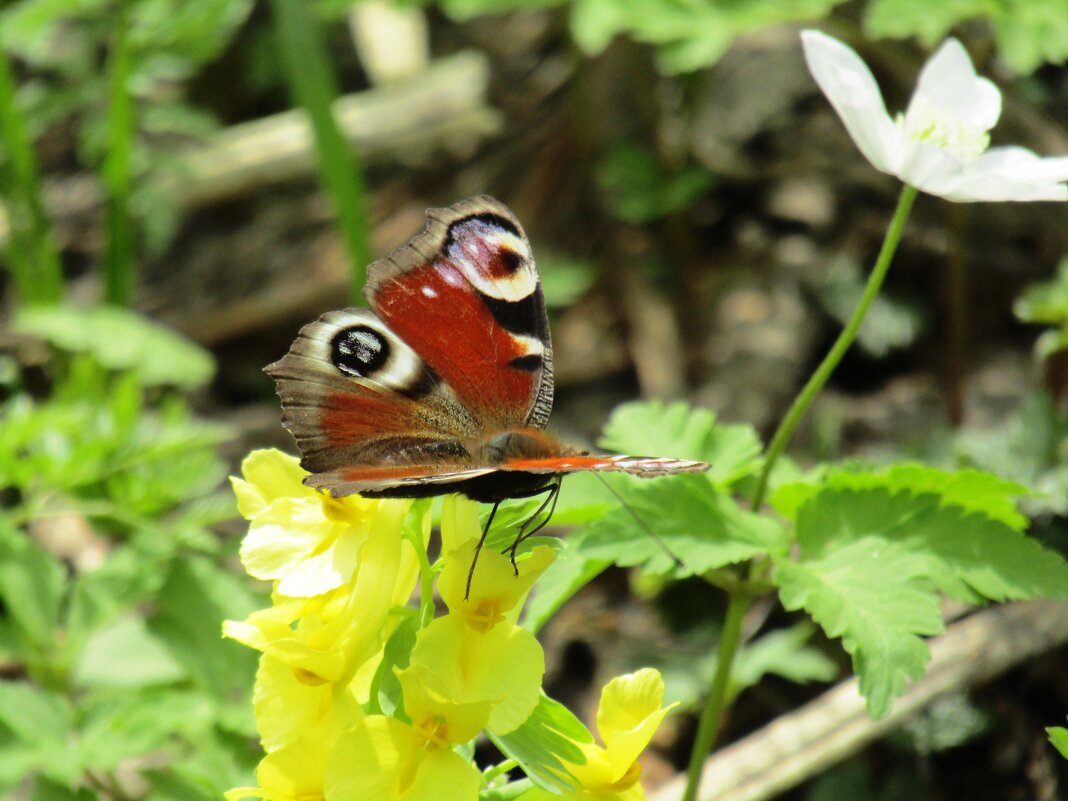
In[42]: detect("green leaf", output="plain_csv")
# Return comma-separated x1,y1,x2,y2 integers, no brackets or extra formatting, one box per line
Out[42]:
774,463,1030,531
537,256,597,309
439,0,564,18
368,614,419,718
865,0,1068,74
733,623,838,693
797,486,1068,604
775,538,943,717
13,305,215,388
572,0,845,73
575,475,787,575
30,777,100,801
594,141,714,223
0,682,82,784
73,614,186,688
489,692,591,794
953,394,1068,516
147,557,258,704
0,522,65,651
77,689,213,770
1016,258,1068,325
1049,726,1068,760
599,400,763,489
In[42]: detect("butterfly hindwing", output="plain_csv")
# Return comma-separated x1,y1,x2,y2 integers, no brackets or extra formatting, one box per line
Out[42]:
365,195,554,431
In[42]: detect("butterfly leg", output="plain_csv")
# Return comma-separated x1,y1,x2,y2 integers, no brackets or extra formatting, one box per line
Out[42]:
507,475,562,575
466,499,502,601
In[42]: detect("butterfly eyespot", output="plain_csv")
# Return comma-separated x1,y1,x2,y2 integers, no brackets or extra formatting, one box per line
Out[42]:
497,247,525,274
332,325,389,378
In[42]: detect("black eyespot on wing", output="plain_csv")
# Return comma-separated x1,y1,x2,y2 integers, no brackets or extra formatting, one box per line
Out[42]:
332,325,389,378
497,247,525,274
509,354,542,372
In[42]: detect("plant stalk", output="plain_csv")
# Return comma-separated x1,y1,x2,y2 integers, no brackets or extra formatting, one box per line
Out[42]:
0,47,64,304
102,6,136,306
681,183,919,801
270,0,373,303
748,184,919,510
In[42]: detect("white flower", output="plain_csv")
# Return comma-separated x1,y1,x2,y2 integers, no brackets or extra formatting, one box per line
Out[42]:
801,30,1068,202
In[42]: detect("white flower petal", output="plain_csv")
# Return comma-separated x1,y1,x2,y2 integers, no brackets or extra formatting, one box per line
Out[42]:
898,139,967,195
972,146,1068,183
936,146,1068,201
801,30,902,174
912,39,1001,131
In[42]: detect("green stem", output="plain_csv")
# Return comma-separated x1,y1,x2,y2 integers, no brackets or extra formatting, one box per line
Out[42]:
680,591,747,801
0,47,64,305
748,184,918,510
680,183,918,801
102,5,136,306
270,0,373,304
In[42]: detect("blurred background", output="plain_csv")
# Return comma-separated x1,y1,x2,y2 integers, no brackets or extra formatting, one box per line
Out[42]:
2,1,1068,799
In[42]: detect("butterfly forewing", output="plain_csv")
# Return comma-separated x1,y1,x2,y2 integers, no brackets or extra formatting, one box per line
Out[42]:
365,196,554,431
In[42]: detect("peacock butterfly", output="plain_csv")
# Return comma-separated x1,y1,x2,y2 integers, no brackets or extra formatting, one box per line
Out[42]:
266,196,709,513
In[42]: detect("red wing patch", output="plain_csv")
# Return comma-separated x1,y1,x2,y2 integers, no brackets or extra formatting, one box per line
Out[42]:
365,196,553,432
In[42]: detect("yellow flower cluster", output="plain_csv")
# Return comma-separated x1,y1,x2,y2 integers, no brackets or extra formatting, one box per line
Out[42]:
225,449,675,801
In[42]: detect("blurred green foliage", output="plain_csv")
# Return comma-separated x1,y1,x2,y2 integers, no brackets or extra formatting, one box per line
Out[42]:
0,307,261,799
436,0,1068,74
1015,257,1068,363
0,0,254,259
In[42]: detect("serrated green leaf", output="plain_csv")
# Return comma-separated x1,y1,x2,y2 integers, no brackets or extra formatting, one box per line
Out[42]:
797,486,1068,604
775,463,1030,531
73,614,186,688
489,692,591,794
775,538,943,717
1049,726,1068,760
575,475,787,575
599,400,763,488
14,305,214,389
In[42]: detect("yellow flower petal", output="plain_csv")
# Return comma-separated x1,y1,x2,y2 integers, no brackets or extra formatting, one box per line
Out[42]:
439,539,556,630
568,669,676,792
325,716,481,801
233,449,316,520
409,614,544,735
397,663,495,744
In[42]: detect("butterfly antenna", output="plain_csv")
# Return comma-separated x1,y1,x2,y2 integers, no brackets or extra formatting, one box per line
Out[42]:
466,500,501,601
592,474,685,571
507,476,563,574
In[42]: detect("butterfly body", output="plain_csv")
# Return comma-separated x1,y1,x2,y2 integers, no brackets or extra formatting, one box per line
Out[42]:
266,196,708,503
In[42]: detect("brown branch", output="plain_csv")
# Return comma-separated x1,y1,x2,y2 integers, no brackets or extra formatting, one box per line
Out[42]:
651,600,1068,801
